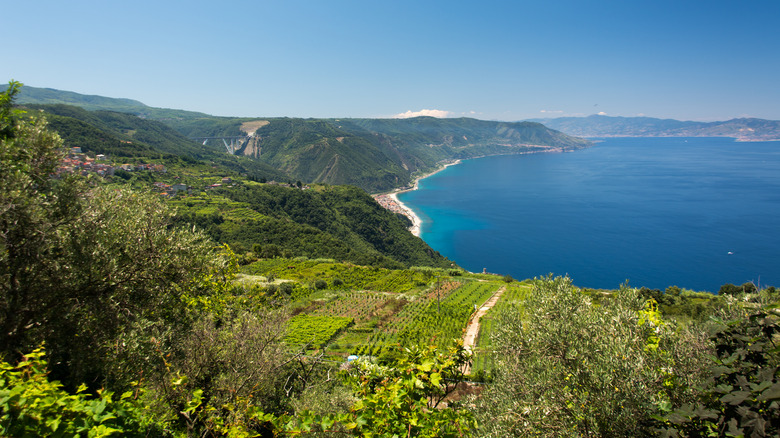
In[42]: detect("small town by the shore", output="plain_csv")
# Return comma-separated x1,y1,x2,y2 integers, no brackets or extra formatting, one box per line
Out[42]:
373,160,461,237
373,192,422,236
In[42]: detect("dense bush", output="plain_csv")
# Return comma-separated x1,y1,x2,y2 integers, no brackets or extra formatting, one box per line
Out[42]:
657,310,780,437
1,347,157,437
475,276,710,437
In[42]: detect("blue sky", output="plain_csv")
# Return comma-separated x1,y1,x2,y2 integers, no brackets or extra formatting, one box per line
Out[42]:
3,0,779,121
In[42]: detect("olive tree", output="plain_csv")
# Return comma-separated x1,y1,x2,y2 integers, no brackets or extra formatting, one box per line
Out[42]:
474,275,710,437
0,82,221,390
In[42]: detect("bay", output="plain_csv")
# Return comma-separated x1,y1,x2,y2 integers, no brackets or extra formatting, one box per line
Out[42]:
397,137,780,292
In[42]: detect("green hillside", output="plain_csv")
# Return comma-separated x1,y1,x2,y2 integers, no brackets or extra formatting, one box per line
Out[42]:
17,102,452,269
6,84,210,120
170,183,453,269
25,103,290,181
12,85,592,192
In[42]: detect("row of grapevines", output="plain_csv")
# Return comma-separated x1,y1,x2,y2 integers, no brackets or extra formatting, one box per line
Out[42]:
312,291,388,323
396,282,500,348
285,315,353,347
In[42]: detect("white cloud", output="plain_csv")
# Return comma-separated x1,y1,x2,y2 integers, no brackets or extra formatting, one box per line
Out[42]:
540,109,564,114
392,109,451,119
597,111,607,115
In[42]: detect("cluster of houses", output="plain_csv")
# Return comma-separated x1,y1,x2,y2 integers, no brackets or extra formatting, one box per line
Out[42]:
153,182,191,197
58,147,315,198
205,177,233,190
57,147,166,177
58,147,115,177
374,193,411,219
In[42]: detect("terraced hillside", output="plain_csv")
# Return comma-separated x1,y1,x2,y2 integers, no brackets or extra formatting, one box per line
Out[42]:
240,258,523,364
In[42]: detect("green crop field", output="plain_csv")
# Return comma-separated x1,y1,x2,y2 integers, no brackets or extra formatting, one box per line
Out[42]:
244,257,518,365
285,315,354,347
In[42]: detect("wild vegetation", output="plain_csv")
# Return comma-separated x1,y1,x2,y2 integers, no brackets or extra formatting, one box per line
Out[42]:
2,83,779,437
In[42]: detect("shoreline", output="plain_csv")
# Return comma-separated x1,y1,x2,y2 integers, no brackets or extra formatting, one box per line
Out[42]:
374,160,461,237
373,147,574,237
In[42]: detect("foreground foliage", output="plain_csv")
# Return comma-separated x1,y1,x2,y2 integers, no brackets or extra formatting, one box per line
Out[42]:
274,343,477,437
475,275,710,437
0,347,155,437
657,310,780,437
3,83,780,437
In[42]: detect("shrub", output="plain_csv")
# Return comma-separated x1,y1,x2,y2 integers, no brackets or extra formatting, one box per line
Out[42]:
0,347,156,437
278,282,294,295
656,311,780,437
475,275,710,437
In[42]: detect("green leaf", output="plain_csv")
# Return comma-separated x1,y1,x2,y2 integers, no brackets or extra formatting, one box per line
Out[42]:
45,416,62,432
320,416,335,430
720,390,751,405
757,382,780,401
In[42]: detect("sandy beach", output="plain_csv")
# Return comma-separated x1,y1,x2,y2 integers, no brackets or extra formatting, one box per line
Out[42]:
386,192,422,236
374,160,461,237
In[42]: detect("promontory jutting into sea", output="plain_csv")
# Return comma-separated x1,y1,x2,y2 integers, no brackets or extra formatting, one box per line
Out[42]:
398,137,780,292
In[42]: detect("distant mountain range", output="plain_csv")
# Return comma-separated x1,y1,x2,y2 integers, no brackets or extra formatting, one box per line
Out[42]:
8,85,590,192
527,115,780,141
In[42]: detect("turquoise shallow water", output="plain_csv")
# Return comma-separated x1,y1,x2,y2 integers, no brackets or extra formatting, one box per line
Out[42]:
397,137,780,292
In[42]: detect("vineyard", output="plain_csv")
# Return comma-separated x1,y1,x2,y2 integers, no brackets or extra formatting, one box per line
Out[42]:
285,315,354,347
246,258,516,364
470,282,533,374
309,280,500,356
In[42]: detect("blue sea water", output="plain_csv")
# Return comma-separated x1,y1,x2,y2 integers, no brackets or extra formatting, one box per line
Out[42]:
397,137,780,292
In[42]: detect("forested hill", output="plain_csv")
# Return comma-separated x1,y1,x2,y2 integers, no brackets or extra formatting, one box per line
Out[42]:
164,116,591,193
12,85,591,193
24,103,290,182
174,183,454,269
7,84,210,120
529,114,780,141
17,102,453,269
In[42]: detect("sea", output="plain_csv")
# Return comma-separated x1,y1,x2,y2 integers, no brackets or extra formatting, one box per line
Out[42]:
397,137,780,292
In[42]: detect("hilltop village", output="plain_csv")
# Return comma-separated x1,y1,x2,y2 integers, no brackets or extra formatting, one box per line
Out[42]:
57,146,313,198
58,146,165,177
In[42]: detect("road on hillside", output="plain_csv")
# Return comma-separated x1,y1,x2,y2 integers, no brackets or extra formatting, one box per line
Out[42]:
462,285,506,374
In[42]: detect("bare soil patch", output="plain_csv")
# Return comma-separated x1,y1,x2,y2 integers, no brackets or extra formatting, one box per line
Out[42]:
240,120,270,135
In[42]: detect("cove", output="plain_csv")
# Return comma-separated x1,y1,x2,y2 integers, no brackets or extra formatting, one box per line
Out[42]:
397,137,780,292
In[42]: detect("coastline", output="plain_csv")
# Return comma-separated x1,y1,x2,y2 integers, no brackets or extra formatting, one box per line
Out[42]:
373,148,572,237
374,160,461,237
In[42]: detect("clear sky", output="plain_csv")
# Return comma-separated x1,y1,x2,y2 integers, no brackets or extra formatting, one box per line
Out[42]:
3,0,779,121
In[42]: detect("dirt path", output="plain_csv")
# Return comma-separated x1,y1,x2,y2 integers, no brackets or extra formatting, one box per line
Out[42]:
462,285,505,373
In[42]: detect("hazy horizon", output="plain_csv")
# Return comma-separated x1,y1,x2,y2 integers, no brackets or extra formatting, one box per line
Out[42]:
4,0,779,122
